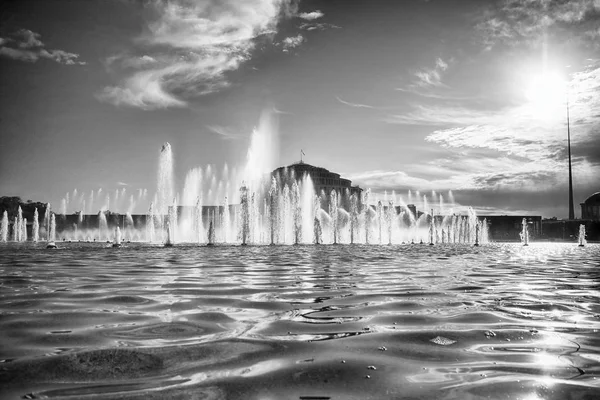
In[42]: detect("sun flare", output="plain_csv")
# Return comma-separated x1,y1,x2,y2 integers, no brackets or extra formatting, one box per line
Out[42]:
524,71,567,118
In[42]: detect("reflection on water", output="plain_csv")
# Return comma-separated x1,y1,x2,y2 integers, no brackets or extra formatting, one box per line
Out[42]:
1,242,599,399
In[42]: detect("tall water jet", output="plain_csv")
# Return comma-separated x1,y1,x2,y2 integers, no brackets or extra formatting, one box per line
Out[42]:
1,211,8,242
207,211,216,246
292,181,301,245
222,196,230,243
46,213,57,248
146,202,155,242
22,218,28,242
240,185,250,245
313,194,322,245
124,213,134,240
578,224,587,247
194,196,204,244
243,108,280,186
363,189,371,244
474,221,480,246
481,218,489,244
16,206,23,242
269,177,278,245
12,217,18,241
157,143,174,239
98,211,108,241
330,190,339,244
44,203,51,240
168,199,178,244
520,218,529,246
386,201,394,245
112,226,122,248
428,214,435,245
377,200,383,244
349,194,358,244
314,217,322,244
164,221,174,247
301,175,315,243
282,184,290,244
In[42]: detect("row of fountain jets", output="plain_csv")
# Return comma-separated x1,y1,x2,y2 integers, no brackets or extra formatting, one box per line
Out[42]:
0,138,588,247
0,186,490,246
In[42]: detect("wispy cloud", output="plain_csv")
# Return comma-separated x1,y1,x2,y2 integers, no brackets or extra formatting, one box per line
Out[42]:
281,34,304,52
413,57,449,88
98,0,296,110
346,154,597,217
206,125,241,140
298,10,324,21
299,22,341,31
335,96,375,109
476,0,600,49
0,29,85,65
117,181,129,186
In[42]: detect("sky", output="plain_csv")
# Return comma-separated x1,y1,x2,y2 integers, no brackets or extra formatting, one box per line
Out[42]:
0,0,599,218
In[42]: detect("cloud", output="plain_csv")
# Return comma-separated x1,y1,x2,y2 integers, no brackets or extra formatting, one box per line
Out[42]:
345,154,597,217
476,0,600,49
99,0,295,110
14,29,44,48
206,125,240,140
299,22,341,31
281,34,304,52
298,10,324,20
335,96,375,109
347,169,473,192
389,60,600,161
0,29,85,65
413,57,449,88
384,59,600,213
121,55,157,69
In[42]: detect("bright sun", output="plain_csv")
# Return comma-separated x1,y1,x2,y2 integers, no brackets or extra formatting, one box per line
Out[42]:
524,71,567,118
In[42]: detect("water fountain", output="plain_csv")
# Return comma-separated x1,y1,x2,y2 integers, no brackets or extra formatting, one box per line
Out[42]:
520,218,529,246
428,213,435,246
22,218,28,242
16,207,23,242
32,208,39,242
0,110,493,247
1,211,7,242
46,213,57,249
578,224,587,247
112,227,122,248
207,214,215,246
164,221,174,247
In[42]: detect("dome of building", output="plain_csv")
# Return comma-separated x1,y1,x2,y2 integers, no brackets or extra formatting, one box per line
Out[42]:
583,192,600,204
580,191,600,220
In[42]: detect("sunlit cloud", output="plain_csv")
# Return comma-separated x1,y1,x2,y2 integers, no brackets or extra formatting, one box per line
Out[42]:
298,10,324,21
281,34,304,52
98,0,296,110
0,29,85,65
379,59,600,215
476,0,600,49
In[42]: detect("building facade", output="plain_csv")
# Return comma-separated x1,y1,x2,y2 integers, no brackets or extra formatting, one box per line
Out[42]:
271,161,363,208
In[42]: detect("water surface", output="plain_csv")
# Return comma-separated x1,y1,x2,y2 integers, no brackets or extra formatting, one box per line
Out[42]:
1,243,599,399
